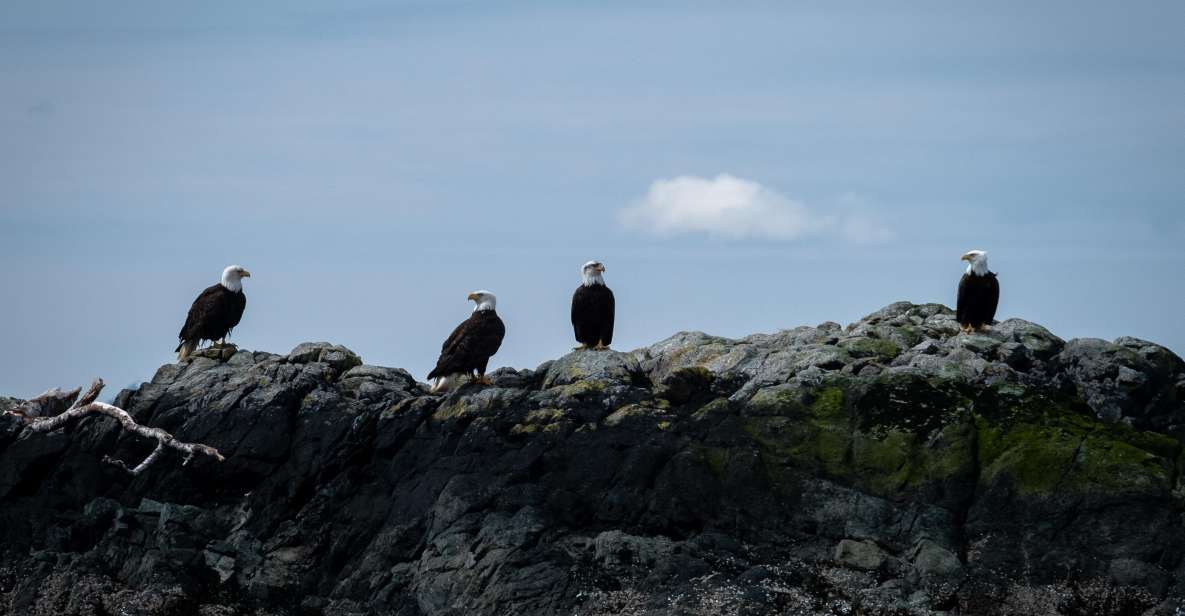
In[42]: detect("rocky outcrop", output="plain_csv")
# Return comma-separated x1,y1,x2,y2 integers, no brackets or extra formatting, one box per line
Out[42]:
0,304,1182,615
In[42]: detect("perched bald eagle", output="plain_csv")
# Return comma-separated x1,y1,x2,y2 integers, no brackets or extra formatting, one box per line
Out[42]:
957,250,999,333
176,265,250,360
427,290,506,393
571,260,614,350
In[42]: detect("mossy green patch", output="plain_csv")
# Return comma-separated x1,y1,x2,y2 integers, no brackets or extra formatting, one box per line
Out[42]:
555,380,605,399
920,420,978,482
811,387,846,417
973,387,1179,496
849,417,977,498
746,384,807,415
977,419,1080,494
1072,435,1173,492
850,429,915,493
743,377,977,500
1114,428,1181,461
839,337,902,360
432,398,480,421
743,385,850,478
740,375,1181,503
509,408,569,436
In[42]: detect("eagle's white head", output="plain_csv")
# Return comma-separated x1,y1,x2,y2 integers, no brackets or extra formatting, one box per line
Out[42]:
960,250,990,276
581,260,607,287
221,265,251,292
468,290,497,312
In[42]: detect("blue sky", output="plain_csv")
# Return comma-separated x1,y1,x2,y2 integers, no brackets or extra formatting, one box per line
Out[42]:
2,1,1183,396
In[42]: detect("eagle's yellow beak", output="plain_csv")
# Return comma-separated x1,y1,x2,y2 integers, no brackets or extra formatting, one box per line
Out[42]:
959,254,972,262
596,264,606,273
467,292,479,302
240,270,252,277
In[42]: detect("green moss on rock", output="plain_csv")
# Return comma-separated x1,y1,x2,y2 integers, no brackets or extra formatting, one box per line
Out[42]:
746,384,808,415
743,385,850,478
839,337,902,360
743,377,980,499
850,429,915,493
739,374,1180,504
974,387,1178,497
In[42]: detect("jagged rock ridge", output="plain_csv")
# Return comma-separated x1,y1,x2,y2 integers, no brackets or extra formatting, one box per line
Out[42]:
0,302,1182,615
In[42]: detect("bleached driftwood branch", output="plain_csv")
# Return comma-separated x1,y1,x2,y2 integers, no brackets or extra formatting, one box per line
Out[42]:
4,379,224,476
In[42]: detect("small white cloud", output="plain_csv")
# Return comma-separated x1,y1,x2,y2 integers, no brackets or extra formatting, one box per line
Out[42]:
619,174,892,243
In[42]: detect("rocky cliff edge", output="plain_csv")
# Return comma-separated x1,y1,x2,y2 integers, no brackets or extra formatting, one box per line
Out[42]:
1,302,1183,615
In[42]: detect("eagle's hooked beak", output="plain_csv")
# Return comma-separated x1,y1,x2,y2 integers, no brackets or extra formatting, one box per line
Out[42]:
596,264,606,273
959,253,972,262
467,292,479,302
240,270,252,278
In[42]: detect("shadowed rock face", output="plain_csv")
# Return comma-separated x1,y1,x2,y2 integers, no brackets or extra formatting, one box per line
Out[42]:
0,304,1183,615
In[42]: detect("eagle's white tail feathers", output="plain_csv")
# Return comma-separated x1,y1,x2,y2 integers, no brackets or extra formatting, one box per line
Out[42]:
430,374,458,394
177,340,198,362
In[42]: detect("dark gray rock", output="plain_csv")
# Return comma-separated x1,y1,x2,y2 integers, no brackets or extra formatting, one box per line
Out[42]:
287,342,363,375
542,349,645,389
834,539,889,571
1056,337,1185,431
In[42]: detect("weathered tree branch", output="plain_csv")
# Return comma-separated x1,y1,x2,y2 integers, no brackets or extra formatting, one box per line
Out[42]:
4,378,225,475
7,385,82,419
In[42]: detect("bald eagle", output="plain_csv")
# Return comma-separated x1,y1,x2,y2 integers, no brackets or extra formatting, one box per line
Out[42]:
427,290,506,393
176,265,250,360
571,260,614,350
957,250,999,333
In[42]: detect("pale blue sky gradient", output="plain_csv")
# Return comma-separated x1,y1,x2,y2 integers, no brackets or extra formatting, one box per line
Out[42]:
2,1,1183,396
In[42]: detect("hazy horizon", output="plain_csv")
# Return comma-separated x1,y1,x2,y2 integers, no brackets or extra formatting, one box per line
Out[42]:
2,1,1183,397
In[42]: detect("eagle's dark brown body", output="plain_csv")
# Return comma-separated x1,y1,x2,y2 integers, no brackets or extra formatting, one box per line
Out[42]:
571,283,615,348
176,284,246,356
427,309,506,382
957,272,999,331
